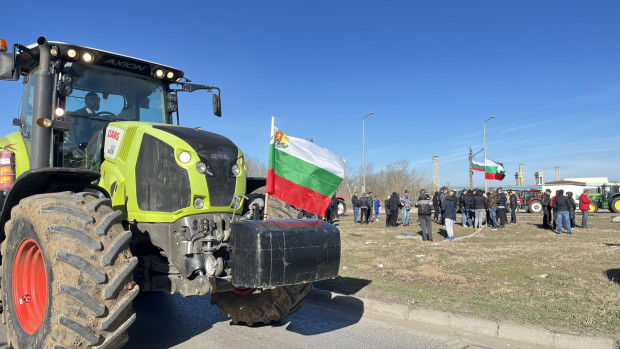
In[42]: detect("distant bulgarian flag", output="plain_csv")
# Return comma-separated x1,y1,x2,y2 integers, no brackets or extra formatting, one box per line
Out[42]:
484,159,506,180
267,117,345,216
472,160,485,172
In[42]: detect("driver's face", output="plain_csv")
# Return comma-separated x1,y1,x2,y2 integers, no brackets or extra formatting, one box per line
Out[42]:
85,95,100,111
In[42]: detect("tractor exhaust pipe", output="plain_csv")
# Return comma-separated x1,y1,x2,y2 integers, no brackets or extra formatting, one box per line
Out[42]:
29,36,53,170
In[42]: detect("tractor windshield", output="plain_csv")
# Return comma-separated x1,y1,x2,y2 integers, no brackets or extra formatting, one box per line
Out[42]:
57,65,169,169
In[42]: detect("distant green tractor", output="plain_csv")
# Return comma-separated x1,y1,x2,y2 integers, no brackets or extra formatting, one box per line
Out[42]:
587,184,620,213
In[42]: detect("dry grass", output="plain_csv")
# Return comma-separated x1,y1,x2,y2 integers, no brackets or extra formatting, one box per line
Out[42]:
314,211,620,337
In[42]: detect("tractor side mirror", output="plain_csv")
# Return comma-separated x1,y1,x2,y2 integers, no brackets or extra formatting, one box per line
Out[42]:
213,93,221,117
0,52,19,81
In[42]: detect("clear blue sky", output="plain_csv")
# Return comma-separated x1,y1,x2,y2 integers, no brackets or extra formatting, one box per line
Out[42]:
1,1,619,186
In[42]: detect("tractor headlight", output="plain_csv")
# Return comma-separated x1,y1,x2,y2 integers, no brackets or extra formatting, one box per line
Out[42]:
231,164,240,177
196,161,207,174
178,151,191,164
194,197,204,209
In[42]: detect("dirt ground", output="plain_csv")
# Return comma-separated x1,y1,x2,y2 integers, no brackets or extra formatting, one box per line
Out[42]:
314,209,620,338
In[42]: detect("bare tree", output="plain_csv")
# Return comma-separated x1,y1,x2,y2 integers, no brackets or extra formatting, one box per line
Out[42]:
245,156,268,177
339,160,432,202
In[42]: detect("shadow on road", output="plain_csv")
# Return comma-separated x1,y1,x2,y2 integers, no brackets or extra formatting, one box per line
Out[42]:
605,269,620,285
313,277,372,295
284,295,364,335
126,292,224,348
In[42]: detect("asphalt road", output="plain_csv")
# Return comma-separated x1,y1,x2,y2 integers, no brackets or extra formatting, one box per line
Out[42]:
0,291,546,349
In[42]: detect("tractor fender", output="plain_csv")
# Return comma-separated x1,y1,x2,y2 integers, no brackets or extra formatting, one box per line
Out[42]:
0,168,108,244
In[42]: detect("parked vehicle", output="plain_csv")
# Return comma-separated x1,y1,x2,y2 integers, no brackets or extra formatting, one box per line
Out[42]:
517,189,542,213
587,183,620,213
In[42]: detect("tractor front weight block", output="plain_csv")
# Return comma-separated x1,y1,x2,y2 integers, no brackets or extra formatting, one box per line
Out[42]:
230,220,341,288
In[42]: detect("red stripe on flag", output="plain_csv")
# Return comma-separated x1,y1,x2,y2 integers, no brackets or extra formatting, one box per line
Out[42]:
267,170,331,216
485,172,506,180
267,168,276,194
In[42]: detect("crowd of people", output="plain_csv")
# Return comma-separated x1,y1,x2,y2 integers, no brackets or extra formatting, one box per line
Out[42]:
349,186,594,240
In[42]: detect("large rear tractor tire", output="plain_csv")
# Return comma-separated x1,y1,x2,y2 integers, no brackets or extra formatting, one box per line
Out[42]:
210,283,312,325
610,197,620,213
1,192,138,349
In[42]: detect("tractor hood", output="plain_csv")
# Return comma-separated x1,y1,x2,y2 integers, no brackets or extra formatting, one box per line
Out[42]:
99,122,246,223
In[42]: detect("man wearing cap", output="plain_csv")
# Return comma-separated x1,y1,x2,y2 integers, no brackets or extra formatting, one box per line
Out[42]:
541,189,552,229
400,190,414,226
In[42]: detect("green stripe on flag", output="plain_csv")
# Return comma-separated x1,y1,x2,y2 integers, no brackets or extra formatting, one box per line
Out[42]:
272,150,342,197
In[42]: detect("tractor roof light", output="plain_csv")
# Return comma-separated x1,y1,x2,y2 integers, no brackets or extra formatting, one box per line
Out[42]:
0,39,7,52
166,71,174,79
82,52,94,63
67,49,77,58
50,46,59,57
155,69,165,79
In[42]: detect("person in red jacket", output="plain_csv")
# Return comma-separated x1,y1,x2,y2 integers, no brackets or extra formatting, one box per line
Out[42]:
579,189,592,228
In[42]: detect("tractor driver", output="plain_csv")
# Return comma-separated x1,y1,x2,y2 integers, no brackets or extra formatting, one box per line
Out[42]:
74,92,100,116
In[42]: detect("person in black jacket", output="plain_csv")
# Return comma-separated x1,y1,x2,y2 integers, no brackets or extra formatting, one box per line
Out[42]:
473,189,487,228
359,193,371,224
415,189,434,241
554,189,572,234
541,189,552,229
466,189,476,228
496,188,507,228
387,192,401,227
432,191,440,223
442,191,456,240
460,189,471,227
508,190,518,224
325,195,339,224
566,191,577,229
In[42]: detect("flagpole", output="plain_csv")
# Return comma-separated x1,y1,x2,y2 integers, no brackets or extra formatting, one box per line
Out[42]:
264,116,276,220
483,115,496,194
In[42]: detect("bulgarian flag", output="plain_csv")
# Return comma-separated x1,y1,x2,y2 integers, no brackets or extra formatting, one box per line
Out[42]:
267,118,345,216
484,159,506,180
472,160,485,172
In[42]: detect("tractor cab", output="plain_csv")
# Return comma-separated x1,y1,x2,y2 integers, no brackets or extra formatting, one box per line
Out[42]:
19,62,172,170
3,39,221,173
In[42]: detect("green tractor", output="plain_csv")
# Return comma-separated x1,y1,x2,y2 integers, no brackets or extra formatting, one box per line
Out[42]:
587,184,620,213
0,37,340,348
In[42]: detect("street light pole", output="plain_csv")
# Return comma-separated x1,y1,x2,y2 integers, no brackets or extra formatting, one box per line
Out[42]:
362,112,375,194
483,115,496,194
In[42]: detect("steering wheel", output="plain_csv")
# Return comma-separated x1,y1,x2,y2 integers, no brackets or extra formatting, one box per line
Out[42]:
95,111,116,118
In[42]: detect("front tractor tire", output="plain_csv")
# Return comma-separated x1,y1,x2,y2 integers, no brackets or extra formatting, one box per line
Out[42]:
1,192,138,349
210,283,312,326
589,202,599,213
